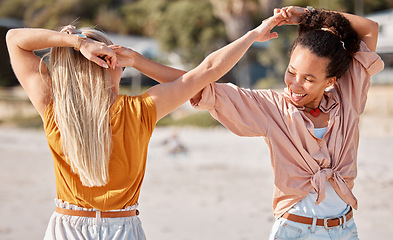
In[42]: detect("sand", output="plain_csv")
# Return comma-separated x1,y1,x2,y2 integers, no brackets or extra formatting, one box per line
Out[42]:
0,85,392,239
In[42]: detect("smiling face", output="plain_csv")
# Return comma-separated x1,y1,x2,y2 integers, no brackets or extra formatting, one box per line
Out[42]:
285,45,336,109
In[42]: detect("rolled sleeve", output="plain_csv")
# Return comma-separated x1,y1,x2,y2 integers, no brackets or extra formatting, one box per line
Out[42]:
337,41,384,114
354,42,385,76
192,83,283,137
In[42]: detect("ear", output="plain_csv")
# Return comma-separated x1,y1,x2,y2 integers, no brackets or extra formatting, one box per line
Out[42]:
325,77,336,88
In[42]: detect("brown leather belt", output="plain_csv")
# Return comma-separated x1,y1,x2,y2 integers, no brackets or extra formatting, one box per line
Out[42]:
56,207,139,218
281,208,353,230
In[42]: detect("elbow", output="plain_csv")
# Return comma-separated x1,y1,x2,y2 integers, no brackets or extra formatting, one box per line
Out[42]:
370,20,379,36
5,29,19,46
367,20,380,52
199,52,224,79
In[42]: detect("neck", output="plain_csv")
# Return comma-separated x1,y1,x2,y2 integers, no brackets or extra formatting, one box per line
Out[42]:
304,105,319,111
111,92,118,105
303,104,321,117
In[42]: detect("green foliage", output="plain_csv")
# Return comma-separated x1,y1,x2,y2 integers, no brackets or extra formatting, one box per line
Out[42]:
157,111,221,127
95,6,126,34
281,0,347,11
1,0,392,87
121,0,168,36
282,0,393,14
121,0,226,67
156,0,226,66
0,0,112,29
0,0,28,19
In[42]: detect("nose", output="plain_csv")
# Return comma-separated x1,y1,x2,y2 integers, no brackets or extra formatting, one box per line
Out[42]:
290,76,303,90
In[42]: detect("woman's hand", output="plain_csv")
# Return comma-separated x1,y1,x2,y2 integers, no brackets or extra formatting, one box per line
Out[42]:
109,45,136,68
60,25,77,34
60,25,117,69
79,39,117,69
253,12,286,42
274,6,306,26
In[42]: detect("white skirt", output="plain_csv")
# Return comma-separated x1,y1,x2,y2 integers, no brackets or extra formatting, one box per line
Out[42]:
44,199,146,240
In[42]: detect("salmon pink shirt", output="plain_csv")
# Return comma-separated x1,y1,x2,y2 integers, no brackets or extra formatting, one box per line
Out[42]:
193,41,384,219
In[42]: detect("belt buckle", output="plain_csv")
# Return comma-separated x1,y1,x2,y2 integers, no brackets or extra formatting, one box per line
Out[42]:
323,216,342,230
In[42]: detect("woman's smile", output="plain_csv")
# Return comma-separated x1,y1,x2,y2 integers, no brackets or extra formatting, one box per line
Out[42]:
285,46,336,108
290,90,307,103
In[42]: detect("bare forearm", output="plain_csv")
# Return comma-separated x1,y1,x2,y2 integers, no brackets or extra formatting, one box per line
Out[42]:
195,30,258,83
6,28,78,52
132,51,187,83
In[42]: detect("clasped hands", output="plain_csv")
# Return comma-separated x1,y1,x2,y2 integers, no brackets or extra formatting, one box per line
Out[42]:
60,6,304,69
60,25,134,70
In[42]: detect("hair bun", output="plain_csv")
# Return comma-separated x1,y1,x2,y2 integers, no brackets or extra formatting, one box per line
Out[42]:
299,9,360,55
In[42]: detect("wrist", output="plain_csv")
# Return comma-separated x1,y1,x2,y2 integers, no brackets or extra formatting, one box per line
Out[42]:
247,29,260,42
74,33,87,51
306,6,315,13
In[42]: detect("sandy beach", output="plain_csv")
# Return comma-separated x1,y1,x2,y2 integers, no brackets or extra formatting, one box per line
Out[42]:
0,85,392,240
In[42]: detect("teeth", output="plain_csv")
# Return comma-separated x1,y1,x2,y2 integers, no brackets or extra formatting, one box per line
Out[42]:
292,92,306,97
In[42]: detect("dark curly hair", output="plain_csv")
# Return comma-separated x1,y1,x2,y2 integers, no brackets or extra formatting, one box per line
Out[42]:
289,9,360,79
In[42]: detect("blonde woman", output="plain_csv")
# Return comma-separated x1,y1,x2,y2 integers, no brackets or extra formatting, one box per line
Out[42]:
6,13,285,239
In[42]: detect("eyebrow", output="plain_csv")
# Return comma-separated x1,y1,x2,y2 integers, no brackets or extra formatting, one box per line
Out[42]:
289,65,317,79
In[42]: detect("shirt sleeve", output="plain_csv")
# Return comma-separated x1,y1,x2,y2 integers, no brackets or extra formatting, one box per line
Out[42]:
192,83,282,137
336,41,384,114
138,92,157,135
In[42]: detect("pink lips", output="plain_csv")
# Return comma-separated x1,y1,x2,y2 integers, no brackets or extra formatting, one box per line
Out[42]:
290,91,306,103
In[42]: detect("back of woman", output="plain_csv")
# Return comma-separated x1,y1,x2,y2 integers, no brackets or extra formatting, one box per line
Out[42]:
39,28,157,239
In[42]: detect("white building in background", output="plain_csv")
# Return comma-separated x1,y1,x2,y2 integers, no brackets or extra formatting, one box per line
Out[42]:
367,9,393,84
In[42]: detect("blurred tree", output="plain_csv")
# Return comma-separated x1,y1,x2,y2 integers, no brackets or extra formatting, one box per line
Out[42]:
258,0,282,17
120,0,169,36
208,0,259,87
0,0,28,19
157,0,226,67
121,0,227,67
95,6,125,34
209,0,255,41
1,0,392,88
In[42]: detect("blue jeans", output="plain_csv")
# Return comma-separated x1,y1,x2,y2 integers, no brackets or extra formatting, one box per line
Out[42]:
269,207,359,240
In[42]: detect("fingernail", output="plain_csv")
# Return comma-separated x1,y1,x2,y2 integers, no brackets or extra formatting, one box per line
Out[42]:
103,63,109,68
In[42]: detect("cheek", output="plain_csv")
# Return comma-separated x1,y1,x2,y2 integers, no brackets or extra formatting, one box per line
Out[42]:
284,73,291,86
304,83,325,96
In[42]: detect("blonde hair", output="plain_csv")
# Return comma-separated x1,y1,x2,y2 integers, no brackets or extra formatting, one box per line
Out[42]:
49,28,114,187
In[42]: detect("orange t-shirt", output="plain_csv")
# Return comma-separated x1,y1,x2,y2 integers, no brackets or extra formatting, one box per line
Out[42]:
43,93,156,211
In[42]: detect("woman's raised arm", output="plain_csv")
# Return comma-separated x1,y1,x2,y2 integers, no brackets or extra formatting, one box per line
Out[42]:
339,12,379,52
277,6,379,51
146,13,285,121
6,28,117,117
109,45,187,83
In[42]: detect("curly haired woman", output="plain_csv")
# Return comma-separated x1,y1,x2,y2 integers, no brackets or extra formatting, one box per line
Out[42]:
132,6,385,239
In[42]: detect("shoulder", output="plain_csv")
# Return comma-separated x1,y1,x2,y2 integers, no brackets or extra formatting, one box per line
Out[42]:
353,41,384,76
112,93,157,126
112,93,156,113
